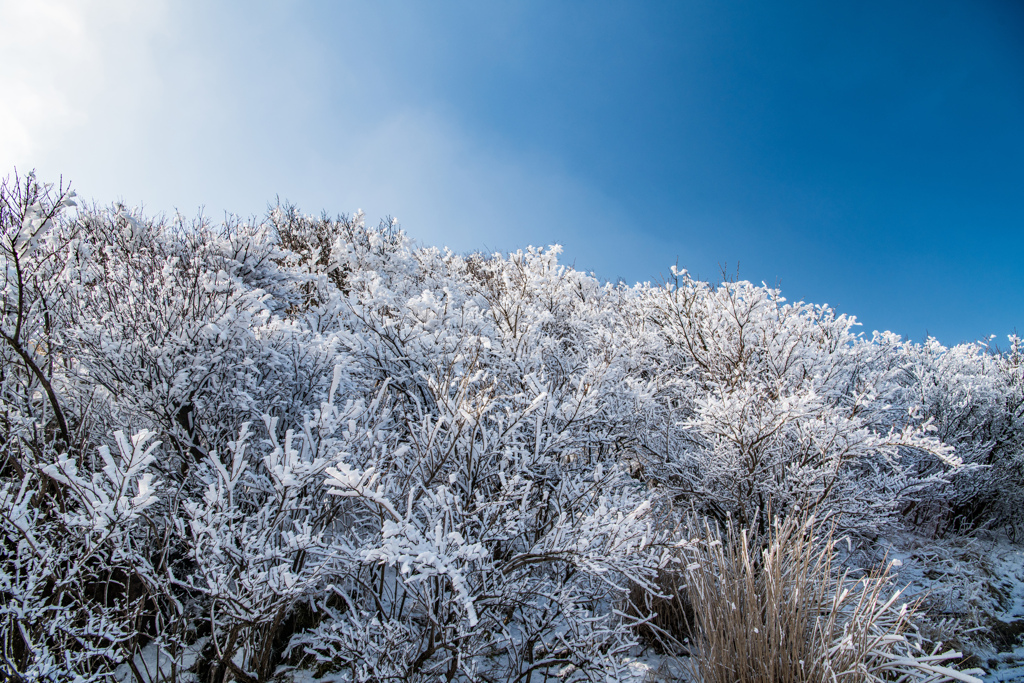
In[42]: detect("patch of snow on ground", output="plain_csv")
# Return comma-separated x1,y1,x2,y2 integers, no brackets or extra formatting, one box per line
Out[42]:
977,541,1024,681
618,653,691,682
114,638,206,683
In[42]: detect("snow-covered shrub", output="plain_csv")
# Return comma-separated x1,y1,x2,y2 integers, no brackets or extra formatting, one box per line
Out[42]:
0,429,164,682
0,173,158,680
900,336,1024,536
174,391,386,681
285,243,666,681
639,268,960,538
0,171,79,455
65,206,313,466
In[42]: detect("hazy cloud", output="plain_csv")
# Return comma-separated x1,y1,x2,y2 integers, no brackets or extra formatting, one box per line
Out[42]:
0,0,172,166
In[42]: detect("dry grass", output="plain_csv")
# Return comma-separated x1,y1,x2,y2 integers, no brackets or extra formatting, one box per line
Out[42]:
678,514,982,683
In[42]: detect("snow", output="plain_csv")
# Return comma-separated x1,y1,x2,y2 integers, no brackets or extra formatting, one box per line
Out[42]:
113,639,206,683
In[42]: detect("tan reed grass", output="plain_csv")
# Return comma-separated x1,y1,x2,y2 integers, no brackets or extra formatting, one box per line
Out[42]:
678,514,981,683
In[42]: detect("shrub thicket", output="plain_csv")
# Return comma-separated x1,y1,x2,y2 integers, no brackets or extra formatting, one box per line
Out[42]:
2,171,1013,682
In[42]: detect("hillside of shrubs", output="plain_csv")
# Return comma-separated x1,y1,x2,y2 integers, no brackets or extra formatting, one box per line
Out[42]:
2,171,1021,682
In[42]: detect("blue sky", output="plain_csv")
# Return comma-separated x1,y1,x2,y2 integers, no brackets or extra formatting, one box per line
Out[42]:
2,1,1021,345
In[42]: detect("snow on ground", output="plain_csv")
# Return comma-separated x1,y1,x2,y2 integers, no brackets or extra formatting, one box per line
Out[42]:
973,540,1024,681
619,653,691,682
882,531,1024,682
113,639,205,683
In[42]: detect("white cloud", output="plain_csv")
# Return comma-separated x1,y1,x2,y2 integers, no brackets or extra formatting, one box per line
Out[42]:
0,0,169,168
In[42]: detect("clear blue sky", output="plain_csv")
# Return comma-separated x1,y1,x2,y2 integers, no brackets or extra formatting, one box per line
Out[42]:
2,1,1021,345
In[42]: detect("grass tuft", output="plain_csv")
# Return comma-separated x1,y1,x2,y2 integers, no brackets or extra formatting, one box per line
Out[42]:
679,514,983,683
